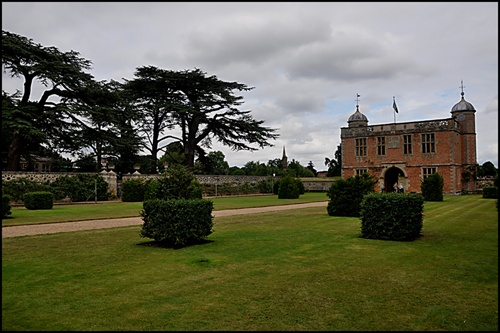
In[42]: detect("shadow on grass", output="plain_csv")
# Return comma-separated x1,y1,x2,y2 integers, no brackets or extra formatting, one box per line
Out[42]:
136,238,214,250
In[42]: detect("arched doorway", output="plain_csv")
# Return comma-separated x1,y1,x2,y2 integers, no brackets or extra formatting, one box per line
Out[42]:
384,167,405,193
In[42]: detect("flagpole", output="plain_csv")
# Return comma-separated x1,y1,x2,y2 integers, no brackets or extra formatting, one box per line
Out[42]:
393,96,397,124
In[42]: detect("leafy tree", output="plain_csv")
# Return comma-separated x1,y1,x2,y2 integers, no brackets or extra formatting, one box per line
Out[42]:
172,68,279,169
243,160,269,176
125,67,279,171
266,158,286,176
229,166,246,175
123,66,182,173
479,161,498,177
204,151,230,175
2,30,96,171
307,161,317,176
286,159,315,177
325,144,342,177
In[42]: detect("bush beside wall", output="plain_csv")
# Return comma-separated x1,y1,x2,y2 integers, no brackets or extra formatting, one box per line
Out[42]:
2,195,12,219
482,186,498,199
23,192,54,210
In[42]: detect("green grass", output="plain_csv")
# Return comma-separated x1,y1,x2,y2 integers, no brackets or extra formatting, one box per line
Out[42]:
2,194,497,331
2,192,329,226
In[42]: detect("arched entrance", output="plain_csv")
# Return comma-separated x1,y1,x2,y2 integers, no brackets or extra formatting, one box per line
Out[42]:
384,167,405,193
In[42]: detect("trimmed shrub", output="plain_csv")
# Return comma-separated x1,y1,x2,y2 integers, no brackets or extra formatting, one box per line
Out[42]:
277,175,302,199
2,178,51,201
420,172,444,201
120,178,146,202
2,195,12,219
140,198,214,247
482,186,498,199
23,191,54,210
360,193,424,241
327,173,377,217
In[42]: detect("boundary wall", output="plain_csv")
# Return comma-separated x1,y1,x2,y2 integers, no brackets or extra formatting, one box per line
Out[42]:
2,171,336,195
2,171,492,196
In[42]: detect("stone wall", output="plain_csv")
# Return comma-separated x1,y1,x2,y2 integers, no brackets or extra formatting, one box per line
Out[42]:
2,171,336,195
2,171,490,196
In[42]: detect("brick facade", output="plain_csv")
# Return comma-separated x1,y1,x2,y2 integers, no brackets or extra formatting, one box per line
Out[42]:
340,92,477,194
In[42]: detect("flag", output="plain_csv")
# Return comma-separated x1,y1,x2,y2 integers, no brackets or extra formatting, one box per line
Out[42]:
393,97,399,113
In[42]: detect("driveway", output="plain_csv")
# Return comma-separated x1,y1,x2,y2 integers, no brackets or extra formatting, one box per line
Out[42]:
2,201,328,238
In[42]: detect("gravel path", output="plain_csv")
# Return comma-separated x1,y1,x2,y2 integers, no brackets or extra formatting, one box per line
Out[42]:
2,201,328,238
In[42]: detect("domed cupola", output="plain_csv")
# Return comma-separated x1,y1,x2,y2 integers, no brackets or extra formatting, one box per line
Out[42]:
451,81,476,113
348,94,368,127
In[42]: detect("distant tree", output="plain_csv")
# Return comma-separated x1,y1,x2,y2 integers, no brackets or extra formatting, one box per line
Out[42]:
204,151,230,175
479,161,498,177
159,141,185,171
266,158,286,176
286,159,314,177
243,160,269,176
325,144,342,177
228,166,246,175
2,30,98,171
307,161,317,176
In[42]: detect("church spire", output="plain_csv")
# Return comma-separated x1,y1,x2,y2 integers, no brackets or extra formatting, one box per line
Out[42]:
282,146,288,169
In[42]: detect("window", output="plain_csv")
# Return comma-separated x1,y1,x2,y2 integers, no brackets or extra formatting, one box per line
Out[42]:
377,137,386,156
355,138,367,157
421,133,435,153
356,169,368,176
422,167,437,179
403,135,412,155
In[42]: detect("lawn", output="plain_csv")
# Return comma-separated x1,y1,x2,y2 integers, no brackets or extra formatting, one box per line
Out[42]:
2,192,329,226
2,194,498,331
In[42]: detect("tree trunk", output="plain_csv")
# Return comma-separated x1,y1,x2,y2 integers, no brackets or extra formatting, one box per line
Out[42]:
5,132,22,171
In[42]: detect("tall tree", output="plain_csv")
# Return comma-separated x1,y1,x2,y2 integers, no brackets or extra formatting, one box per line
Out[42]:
65,79,143,174
325,144,342,177
125,66,279,172
2,30,95,170
123,66,182,173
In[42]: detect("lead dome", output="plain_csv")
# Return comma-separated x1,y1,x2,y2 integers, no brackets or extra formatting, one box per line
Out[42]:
451,91,476,112
348,109,368,122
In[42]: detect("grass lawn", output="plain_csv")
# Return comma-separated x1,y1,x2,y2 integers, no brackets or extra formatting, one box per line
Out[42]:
2,194,498,331
2,192,329,226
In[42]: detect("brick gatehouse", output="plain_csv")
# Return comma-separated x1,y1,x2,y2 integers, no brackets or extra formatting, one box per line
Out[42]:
340,88,477,194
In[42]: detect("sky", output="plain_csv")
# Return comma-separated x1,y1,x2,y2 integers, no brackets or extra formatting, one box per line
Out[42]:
2,2,498,170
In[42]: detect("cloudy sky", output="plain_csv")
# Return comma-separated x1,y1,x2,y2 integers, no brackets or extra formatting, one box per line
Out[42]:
2,2,498,169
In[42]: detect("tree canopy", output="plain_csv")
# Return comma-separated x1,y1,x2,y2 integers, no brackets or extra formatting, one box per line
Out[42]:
2,31,279,174
124,66,279,171
2,30,96,170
